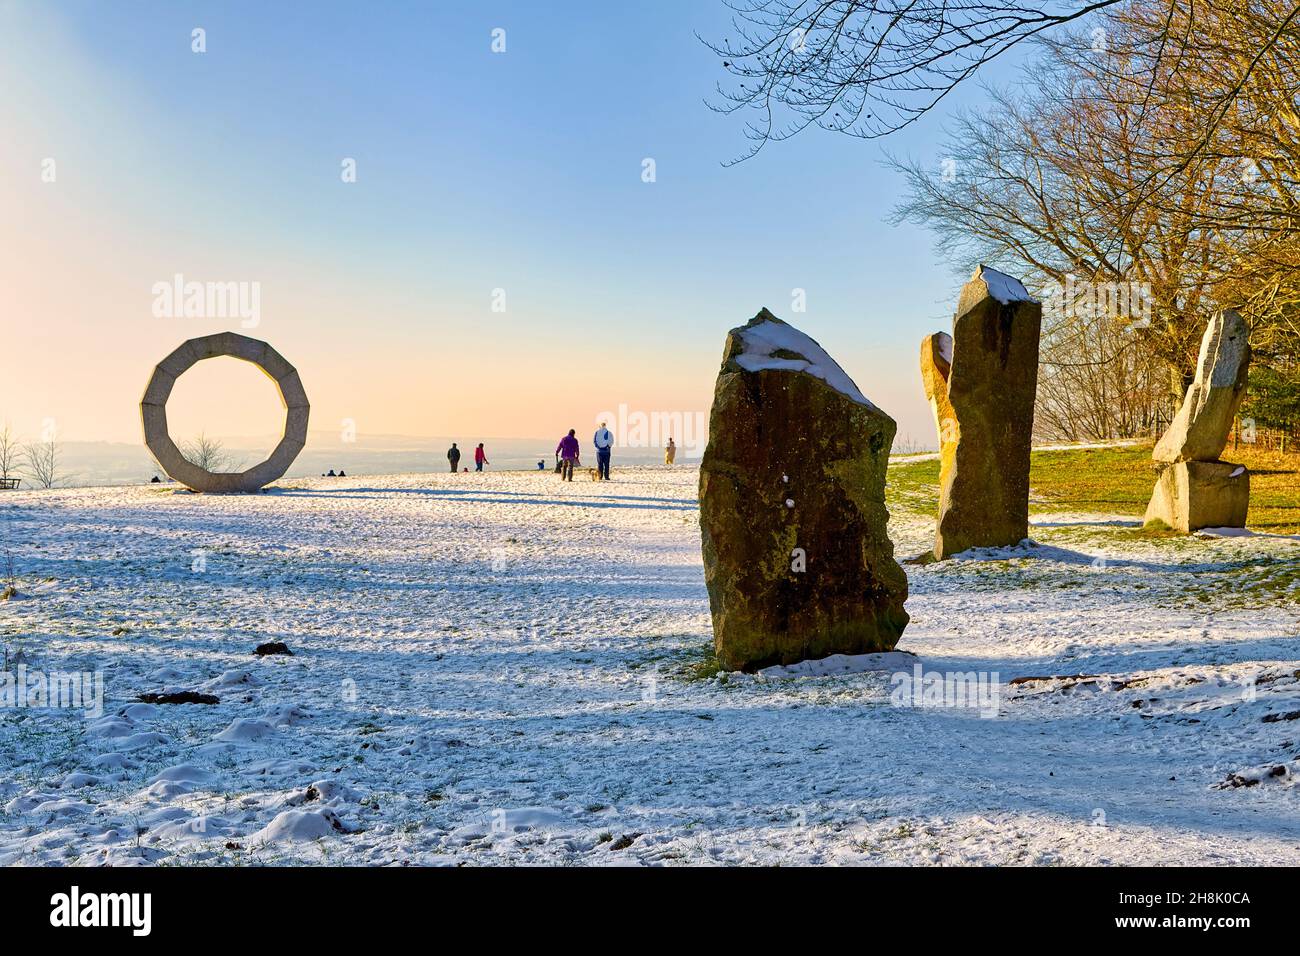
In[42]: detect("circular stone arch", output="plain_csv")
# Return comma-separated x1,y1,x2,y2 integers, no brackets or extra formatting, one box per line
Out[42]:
141,332,309,493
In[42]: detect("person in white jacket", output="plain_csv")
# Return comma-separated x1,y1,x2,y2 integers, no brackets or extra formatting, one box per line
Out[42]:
593,422,614,480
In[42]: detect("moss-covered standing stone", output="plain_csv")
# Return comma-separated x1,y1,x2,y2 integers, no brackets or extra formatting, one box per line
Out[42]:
699,309,909,672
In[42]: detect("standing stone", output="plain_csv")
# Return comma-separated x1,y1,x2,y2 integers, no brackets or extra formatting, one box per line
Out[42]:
934,266,1043,559
699,309,909,672
1145,310,1251,532
1144,461,1250,531
920,331,957,490
1152,310,1251,464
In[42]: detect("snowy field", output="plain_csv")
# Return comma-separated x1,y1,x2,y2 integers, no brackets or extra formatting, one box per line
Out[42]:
1,463,1299,866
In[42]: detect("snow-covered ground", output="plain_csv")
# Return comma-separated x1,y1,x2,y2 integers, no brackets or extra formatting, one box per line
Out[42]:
1,463,1298,866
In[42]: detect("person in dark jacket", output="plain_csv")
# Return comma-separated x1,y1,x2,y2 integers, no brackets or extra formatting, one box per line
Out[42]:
556,429,580,481
447,443,461,473
593,421,613,480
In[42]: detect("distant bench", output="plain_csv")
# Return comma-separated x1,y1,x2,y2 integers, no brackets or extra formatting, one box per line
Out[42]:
0,478,20,490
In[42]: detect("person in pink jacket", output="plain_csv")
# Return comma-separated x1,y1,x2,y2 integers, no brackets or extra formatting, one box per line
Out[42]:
556,429,580,481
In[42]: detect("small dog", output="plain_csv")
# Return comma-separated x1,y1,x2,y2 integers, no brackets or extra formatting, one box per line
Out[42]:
588,468,601,481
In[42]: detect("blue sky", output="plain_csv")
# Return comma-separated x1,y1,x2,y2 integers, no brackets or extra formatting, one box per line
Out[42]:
1,0,1024,451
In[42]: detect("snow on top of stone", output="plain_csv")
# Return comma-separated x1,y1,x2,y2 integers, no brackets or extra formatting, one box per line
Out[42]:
973,265,1036,304
734,314,877,409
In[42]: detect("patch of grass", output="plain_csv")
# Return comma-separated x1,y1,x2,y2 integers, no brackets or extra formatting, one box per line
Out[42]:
677,647,726,683
888,443,1300,533
885,457,940,517
885,443,1157,517
1028,444,1155,513
1178,557,1300,609
929,557,1060,592
1113,524,1183,542
886,821,916,840
1237,447,1300,532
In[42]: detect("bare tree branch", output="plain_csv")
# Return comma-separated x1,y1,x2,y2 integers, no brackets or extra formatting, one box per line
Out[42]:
704,0,1128,162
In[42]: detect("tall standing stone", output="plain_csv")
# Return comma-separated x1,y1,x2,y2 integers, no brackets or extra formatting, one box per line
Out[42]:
934,266,1042,559
1144,310,1251,532
699,309,909,672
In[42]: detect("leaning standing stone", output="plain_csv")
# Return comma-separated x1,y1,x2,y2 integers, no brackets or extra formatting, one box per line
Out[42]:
1152,310,1251,464
1144,310,1251,532
699,308,909,672
920,331,957,491
934,266,1042,559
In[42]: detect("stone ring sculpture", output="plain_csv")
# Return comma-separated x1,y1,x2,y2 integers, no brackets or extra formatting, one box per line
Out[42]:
141,332,309,493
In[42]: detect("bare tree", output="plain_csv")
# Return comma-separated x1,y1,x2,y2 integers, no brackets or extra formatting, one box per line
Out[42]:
1035,306,1169,441
710,1,1300,429
180,433,239,472
1092,0,1300,362
1,506,17,600
885,0,1300,416
23,440,61,489
0,424,23,482
705,0,1299,197
705,0,1127,160
886,67,1231,404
